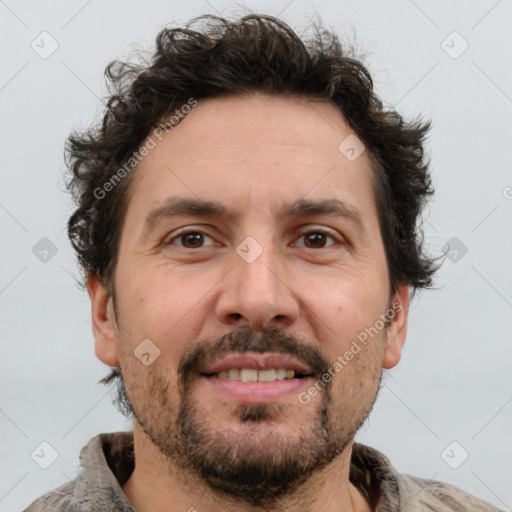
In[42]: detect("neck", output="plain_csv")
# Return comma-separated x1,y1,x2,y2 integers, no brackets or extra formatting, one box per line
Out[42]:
122,423,372,512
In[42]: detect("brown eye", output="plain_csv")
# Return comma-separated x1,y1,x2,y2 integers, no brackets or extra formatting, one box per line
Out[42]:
304,232,327,248
166,231,215,249
180,232,204,248
296,231,336,249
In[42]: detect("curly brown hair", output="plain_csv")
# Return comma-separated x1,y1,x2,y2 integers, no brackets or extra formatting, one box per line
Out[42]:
66,13,437,300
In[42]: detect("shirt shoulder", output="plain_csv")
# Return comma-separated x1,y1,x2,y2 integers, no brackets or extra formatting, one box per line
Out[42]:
397,473,504,512
22,431,136,512
23,481,76,511
350,443,504,512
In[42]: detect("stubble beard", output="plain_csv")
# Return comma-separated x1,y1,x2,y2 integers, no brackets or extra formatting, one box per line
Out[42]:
118,329,383,508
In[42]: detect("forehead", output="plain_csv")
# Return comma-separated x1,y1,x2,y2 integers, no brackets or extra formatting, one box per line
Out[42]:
122,93,378,232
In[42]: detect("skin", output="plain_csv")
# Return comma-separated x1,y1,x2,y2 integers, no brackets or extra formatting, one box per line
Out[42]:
87,92,409,512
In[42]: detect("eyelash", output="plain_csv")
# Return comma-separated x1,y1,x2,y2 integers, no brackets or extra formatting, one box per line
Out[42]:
164,228,341,250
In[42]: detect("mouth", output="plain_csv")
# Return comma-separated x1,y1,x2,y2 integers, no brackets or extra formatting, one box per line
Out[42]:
198,352,315,403
203,368,308,381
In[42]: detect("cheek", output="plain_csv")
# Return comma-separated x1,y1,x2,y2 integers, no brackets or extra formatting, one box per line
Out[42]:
117,265,182,328
329,337,384,408
303,277,388,350
116,271,210,372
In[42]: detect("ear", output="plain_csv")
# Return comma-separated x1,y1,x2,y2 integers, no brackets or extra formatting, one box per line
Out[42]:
86,273,120,367
382,284,410,369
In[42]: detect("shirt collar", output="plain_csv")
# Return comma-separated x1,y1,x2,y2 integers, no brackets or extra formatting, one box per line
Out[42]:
79,431,401,511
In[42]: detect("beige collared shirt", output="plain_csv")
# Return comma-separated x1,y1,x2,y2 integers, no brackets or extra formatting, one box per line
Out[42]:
23,431,503,511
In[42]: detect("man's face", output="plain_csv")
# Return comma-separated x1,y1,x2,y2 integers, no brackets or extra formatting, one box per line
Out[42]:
91,93,408,505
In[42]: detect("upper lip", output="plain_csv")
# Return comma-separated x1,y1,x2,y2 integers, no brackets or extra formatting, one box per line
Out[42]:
200,352,313,375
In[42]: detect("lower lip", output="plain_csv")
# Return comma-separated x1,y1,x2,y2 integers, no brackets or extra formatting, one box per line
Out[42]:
200,375,313,404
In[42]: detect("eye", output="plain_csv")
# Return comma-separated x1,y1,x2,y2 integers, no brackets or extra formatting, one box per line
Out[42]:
164,228,340,250
294,230,338,249
165,230,216,249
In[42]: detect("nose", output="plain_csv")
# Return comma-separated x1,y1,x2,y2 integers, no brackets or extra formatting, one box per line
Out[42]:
215,242,300,331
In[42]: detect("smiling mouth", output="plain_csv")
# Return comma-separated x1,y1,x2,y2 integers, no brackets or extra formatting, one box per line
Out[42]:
198,352,314,382
201,368,312,382
197,352,316,402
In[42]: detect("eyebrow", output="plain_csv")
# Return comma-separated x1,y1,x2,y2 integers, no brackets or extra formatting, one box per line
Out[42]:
144,196,365,233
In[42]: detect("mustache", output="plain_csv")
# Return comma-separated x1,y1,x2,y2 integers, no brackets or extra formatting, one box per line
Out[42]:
178,328,330,384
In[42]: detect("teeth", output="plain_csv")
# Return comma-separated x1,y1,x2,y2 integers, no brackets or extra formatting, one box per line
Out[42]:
228,369,240,380
240,369,258,382
276,369,287,380
212,368,297,381
258,369,276,382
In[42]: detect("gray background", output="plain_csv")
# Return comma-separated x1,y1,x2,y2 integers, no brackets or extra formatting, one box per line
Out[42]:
1,0,511,510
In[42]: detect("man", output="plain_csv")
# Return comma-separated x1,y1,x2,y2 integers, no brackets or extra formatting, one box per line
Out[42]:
25,13,502,512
